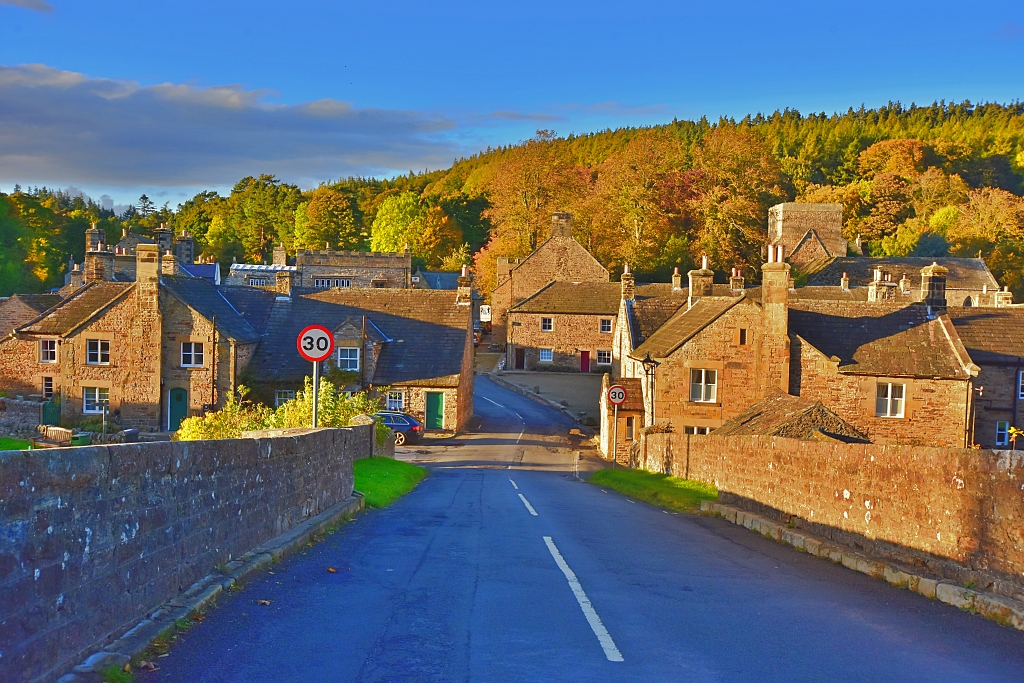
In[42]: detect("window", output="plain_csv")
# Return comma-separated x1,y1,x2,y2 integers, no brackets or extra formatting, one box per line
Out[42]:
40,339,57,363
996,421,1010,447
314,278,330,289
689,368,717,403
541,317,553,332
249,278,267,286
275,390,295,407
83,387,108,414
86,339,110,365
738,328,748,345
684,426,711,435
597,350,612,365
181,342,204,367
337,347,360,371
625,416,635,440
386,391,405,411
539,348,553,363
42,377,53,400
875,382,906,418
600,319,613,334
1018,371,1024,400
334,279,351,288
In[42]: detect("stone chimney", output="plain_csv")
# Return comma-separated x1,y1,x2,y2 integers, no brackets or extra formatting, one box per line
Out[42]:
729,267,744,293
551,212,573,239
899,273,911,294
994,286,1013,308
84,244,114,283
687,255,714,309
272,243,288,265
276,270,292,297
760,244,790,393
135,244,161,317
68,263,84,291
176,231,195,265
920,262,948,311
161,251,178,276
840,271,850,292
156,223,173,254
671,267,682,291
456,265,473,305
85,223,102,252
621,264,635,302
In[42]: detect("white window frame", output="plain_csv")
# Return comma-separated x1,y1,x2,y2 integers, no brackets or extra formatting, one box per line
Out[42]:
40,339,57,363
86,339,110,365
334,278,351,288
539,348,553,363
875,382,906,418
625,416,635,441
181,342,204,367
689,368,717,403
275,389,295,407
42,376,54,400
314,278,331,289
337,347,360,371
386,390,405,411
1018,371,1024,401
600,319,613,334
996,421,1010,447
250,278,267,286
596,350,612,365
541,317,553,332
684,426,711,435
83,386,108,414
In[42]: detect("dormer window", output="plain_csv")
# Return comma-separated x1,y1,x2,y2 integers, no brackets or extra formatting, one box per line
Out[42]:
337,347,360,371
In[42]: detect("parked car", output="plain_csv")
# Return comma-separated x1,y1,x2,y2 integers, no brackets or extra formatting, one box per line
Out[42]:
375,411,423,445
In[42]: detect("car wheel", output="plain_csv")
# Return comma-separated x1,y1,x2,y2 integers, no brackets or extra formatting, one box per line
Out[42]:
394,431,406,446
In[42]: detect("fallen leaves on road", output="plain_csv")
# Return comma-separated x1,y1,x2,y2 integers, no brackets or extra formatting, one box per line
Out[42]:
257,599,273,606
327,567,338,573
138,660,160,672
192,613,205,622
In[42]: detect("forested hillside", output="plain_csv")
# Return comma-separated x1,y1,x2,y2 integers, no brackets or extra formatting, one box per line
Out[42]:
3,100,1024,298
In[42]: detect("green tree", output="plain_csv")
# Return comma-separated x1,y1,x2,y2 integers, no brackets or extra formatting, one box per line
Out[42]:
293,187,358,251
370,191,421,252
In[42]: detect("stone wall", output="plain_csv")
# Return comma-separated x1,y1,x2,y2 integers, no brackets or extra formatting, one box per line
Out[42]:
507,311,616,372
0,397,42,433
970,362,1023,449
638,431,1024,602
0,426,371,682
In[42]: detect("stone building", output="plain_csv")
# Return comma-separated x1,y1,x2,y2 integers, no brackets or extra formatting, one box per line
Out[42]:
0,294,61,338
768,202,847,268
598,374,644,463
491,212,609,346
225,244,413,290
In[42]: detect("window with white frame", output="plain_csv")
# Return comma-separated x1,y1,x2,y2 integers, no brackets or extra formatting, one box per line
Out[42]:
996,421,1010,446
86,339,110,365
249,278,267,286
181,342,204,367
600,319,613,334
275,389,295,407
386,391,405,411
40,339,57,363
314,278,331,289
1018,371,1024,400
875,382,906,418
539,348,553,362
689,368,717,403
625,416,635,440
684,426,711,435
334,279,351,288
541,317,553,332
83,387,108,413
42,377,54,400
596,350,612,365
337,347,360,371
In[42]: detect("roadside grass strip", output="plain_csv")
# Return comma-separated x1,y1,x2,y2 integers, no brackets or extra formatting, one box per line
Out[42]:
0,437,30,451
588,469,717,513
354,457,427,508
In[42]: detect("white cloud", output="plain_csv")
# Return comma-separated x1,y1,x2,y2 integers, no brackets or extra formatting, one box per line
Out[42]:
0,64,462,188
0,0,53,13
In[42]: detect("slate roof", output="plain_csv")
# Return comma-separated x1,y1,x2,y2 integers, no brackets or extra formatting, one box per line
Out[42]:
227,288,471,387
946,308,1024,365
419,270,460,290
511,282,622,315
608,377,645,412
631,296,743,360
789,301,973,379
160,276,260,343
17,282,133,336
790,286,870,302
179,263,220,284
805,257,998,290
12,293,63,313
712,389,869,442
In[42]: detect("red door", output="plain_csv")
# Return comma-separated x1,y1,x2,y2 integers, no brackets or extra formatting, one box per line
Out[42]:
580,350,590,373
515,347,525,370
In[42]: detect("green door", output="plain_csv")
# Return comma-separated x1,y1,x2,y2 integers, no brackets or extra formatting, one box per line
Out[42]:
169,388,188,431
425,392,444,429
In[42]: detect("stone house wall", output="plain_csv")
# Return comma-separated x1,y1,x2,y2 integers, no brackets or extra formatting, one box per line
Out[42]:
0,335,49,397
388,384,459,431
507,311,616,372
0,397,43,433
0,426,370,683
0,298,40,338
963,363,1020,449
638,431,1024,604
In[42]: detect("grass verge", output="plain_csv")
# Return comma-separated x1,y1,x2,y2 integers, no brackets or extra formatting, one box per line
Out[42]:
0,437,30,451
588,468,717,512
354,457,426,508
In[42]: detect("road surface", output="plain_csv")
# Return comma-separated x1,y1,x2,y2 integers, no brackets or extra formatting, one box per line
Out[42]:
150,376,1024,682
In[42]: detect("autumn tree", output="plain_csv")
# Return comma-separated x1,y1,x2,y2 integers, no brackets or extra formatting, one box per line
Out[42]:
294,187,358,251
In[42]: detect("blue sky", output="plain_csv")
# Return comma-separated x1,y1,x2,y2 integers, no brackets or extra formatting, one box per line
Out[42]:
1,0,1022,208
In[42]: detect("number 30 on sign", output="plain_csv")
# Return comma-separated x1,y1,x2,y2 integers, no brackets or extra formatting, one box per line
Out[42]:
608,385,627,405
297,325,334,362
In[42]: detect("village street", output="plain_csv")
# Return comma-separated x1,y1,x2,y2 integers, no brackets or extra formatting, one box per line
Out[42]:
149,377,1024,683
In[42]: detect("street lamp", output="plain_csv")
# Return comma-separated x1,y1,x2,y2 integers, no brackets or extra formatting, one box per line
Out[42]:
640,352,660,427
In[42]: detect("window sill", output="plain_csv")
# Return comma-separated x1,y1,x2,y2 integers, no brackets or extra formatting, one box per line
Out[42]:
688,400,721,406
874,415,905,419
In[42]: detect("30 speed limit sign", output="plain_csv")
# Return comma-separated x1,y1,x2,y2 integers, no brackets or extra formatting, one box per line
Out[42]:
296,325,334,362
608,384,627,405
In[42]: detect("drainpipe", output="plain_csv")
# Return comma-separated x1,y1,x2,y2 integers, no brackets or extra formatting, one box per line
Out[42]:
211,315,217,410
229,340,237,397
1014,362,1022,449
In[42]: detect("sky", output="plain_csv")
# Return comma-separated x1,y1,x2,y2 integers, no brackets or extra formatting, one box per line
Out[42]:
0,0,1022,208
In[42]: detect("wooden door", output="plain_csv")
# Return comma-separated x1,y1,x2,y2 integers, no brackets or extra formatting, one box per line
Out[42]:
425,392,444,429
515,347,525,370
580,351,590,373
168,388,188,431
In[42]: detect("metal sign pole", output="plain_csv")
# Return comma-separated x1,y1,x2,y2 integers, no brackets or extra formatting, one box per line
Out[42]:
312,360,319,428
612,403,618,467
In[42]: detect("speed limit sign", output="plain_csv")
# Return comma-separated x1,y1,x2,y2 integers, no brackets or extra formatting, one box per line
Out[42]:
608,384,627,405
297,325,334,362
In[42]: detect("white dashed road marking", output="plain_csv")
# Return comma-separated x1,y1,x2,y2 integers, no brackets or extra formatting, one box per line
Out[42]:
509,478,519,490
518,493,538,516
543,536,623,662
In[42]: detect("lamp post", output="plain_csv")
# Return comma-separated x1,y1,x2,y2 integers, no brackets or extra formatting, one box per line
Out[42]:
640,352,660,428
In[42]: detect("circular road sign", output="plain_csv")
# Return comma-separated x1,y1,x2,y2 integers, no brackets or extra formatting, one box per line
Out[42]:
608,384,628,406
297,325,335,362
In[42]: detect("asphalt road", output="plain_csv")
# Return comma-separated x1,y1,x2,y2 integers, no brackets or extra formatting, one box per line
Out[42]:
149,376,1024,682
